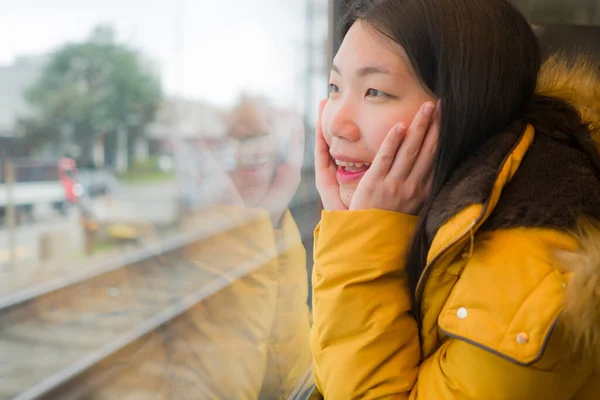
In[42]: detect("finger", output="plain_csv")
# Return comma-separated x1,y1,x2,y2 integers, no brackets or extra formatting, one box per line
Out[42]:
312,99,346,211
314,99,330,171
270,162,300,197
263,162,297,210
407,103,440,182
366,122,406,178
389,101,435,180
193,139,244,206
426,171,434,193
271,163,295,189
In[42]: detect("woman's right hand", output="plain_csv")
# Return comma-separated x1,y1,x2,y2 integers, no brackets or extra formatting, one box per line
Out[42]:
314,99,347,211
349,101,439,214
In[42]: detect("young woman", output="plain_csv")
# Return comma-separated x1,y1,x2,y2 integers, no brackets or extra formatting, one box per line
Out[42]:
310,0,600,398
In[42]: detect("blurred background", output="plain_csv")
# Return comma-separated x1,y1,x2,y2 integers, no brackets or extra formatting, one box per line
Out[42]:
0,0,329,269
0,1,598,399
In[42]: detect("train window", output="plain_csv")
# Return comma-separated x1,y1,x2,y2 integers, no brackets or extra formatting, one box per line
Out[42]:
0,0,327,398
4,1,595,398
511,0,600,25
12,161,59,183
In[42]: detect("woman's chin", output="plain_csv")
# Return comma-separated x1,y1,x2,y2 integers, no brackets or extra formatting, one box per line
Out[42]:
239,185,269,208
339,187,354,209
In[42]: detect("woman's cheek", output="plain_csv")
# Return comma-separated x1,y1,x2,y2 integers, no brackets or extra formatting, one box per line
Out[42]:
366,123,395,153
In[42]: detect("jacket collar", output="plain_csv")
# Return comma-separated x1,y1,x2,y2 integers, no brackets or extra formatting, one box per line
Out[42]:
416,127,535,357
425,126,534,263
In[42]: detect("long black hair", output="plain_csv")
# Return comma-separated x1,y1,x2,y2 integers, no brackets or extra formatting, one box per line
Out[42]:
339,0,600,310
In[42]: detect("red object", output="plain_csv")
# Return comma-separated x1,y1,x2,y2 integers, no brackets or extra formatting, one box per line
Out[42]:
58,157,80,204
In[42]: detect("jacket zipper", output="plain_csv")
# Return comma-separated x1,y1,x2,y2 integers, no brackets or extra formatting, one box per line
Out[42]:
414,217,479,321
414,128,531,321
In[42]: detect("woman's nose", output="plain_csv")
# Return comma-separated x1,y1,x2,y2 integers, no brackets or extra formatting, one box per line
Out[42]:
327,103,360,142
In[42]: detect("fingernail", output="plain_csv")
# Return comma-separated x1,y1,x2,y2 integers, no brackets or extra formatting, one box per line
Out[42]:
423,103,434,117
395,123,406,134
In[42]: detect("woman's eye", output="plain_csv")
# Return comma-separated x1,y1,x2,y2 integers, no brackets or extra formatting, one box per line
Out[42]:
366,88,388,97
329,83,340,94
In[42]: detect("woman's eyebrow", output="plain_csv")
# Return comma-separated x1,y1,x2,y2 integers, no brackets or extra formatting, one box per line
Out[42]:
331,63,391,77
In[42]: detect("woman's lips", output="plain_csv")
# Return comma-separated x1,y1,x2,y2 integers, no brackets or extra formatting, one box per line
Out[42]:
330,154,372,184
336,164,369,184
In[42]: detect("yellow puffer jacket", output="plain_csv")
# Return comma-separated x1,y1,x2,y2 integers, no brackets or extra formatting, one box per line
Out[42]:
310,57,600,399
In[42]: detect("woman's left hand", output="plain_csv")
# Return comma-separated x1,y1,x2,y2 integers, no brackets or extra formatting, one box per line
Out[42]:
349,101,440,214
260,113,305,226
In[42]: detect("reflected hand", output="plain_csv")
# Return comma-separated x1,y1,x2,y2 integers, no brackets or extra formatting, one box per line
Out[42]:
261,114,305,227
198,140,246,208
349,101,440,214
314,99,347,211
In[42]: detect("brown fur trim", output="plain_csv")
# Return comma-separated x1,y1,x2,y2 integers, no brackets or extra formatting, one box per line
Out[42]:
426,54,600,240
537,54,600,146
423,54,600,362
425,131,521,241
554,220,600,366
481,134,600,232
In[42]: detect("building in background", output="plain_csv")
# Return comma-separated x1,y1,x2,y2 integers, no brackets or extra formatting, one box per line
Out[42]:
0,55,47,137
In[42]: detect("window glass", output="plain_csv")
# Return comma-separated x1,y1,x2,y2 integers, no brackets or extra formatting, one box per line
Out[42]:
0,1,327,398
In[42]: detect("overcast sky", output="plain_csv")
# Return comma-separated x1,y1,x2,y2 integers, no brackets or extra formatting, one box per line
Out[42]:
0,0,320,107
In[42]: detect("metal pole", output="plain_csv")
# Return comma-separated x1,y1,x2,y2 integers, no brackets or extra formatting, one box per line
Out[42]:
589,0,598,24
173,0,187,224
330,0,346,61
327,0,335,72
4,159,16,267
304,0,314,168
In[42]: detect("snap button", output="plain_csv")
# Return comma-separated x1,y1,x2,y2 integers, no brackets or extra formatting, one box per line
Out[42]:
457,307,468,319
516,332,529,344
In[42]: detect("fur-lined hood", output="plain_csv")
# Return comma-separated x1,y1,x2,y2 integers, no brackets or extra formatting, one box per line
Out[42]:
424,54,600,366
537,55,600,365
537,54,600,145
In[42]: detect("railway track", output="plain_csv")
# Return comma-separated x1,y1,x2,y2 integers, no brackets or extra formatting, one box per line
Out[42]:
0,199,321,400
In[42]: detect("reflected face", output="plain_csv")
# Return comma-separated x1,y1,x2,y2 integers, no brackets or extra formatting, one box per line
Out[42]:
322,21,436,208
230,134,277,207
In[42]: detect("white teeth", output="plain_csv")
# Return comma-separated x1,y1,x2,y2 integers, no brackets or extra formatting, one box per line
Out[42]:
334,159,371,167
240,155,270,167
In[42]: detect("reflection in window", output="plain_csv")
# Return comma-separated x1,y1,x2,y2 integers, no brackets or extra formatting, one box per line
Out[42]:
0,1,327,398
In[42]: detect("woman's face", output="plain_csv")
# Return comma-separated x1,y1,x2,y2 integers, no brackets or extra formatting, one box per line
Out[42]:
322,21,437,208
